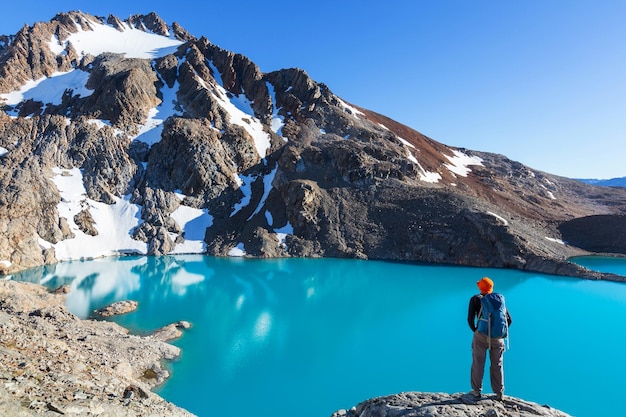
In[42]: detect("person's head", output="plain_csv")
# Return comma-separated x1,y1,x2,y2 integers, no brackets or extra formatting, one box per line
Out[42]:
476,277,493,294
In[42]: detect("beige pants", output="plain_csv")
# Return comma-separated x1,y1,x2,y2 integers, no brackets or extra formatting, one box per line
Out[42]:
470,331,505,395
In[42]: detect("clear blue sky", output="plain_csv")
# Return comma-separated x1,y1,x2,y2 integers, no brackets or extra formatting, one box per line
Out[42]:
2,1,625,179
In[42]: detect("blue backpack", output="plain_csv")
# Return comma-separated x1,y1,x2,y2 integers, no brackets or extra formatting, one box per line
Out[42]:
477,293,508,339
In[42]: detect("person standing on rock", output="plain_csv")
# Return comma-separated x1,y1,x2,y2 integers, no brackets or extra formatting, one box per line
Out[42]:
467,277,512,401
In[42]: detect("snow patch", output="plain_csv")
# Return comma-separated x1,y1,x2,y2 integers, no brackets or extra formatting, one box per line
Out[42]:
405,152,419,165
87,119,109,129
0,260,11,268
228,243,246,257
132,64,182,146
169,193,214,254
413,159,441,183
393,136,440,183
487,211,509,226
201,59,272,157
444,150,483,177
231,173,254,217
231,164,277,221
47,167,147,261
545,237,565,245
419,171,442,183
247,165,278,220
273,222,293,250
0,147,8,157
265,209,293,250
48,34,67,55
52,19,183,59
266,82,285,138
0,70,93,106
398,137,416,149
336,97,364,117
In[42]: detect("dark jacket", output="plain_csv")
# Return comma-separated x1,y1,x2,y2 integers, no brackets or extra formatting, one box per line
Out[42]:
467,293,512,332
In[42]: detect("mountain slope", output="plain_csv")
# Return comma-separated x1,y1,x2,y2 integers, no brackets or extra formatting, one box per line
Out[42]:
1,11,626,280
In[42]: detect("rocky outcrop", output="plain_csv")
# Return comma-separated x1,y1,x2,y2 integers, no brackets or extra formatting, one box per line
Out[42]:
0,279,194,416
333,392,572,417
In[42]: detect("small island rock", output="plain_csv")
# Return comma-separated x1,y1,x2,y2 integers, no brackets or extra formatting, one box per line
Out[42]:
94,300,138,317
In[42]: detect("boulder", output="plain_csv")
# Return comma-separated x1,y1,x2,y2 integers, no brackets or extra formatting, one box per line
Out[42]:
333,392,572,417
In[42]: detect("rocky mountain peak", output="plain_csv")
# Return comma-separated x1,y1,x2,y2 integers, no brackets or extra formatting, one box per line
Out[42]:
1,11,625,279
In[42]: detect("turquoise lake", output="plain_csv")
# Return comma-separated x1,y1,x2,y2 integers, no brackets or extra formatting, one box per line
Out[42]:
12,255,626,417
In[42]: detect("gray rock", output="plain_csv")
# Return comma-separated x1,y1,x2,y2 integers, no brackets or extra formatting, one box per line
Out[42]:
333,392,573,417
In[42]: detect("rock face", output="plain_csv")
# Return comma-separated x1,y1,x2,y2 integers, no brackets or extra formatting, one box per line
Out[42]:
334,392,573,417
0,280,194,416
1,11,626,280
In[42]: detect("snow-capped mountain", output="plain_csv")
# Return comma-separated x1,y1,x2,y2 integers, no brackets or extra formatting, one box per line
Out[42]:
1,11,625,279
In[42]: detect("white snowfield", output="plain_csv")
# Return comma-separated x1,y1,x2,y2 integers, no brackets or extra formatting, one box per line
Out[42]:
44,168,217,260
444,149,484,177
1,70,93,107
44,168,148,261
50,18,183,59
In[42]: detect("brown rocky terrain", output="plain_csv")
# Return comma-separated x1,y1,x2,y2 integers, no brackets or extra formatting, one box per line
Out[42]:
0,279,194,416
0,11,625,281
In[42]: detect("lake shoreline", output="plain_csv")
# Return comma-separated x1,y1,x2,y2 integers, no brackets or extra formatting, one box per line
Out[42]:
0,279,195,416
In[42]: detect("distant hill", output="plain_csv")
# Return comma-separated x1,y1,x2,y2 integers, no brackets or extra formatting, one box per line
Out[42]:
577,177,626,187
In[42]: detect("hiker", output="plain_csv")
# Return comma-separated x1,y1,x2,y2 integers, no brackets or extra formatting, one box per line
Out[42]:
467,277,512,401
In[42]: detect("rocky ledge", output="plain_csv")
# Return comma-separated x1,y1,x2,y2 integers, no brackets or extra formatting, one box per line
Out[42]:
333,392,572,417
0,279,195,416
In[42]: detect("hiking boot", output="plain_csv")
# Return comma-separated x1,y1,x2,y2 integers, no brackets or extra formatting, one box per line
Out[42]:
468,390,481,398
495,393,504,401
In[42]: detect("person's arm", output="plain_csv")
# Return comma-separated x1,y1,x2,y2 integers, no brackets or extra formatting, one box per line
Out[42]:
506,310,512,326
467,295,479,331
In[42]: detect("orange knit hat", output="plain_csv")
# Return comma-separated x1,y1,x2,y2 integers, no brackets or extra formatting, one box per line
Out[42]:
477,277,494,294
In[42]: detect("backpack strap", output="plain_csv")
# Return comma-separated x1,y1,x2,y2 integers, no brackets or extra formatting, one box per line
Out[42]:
481,295,495,349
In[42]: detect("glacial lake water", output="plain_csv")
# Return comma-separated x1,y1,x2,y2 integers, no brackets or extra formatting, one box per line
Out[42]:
12,255,626,417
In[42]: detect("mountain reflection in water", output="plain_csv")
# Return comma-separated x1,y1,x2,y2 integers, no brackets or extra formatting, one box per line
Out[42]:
12,255,626,417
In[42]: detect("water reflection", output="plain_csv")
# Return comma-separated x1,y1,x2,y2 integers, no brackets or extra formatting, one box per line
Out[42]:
12,255,626,417
12,256,531,391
